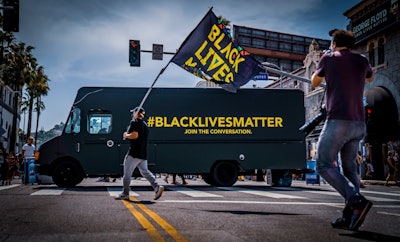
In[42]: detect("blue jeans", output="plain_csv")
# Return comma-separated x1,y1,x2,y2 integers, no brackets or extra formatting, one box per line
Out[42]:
122,155,158,195
316,119,366,204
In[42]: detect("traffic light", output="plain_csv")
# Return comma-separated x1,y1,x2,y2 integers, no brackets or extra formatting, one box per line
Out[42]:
2,0,19,32
129,40,140,67
366,107,372,123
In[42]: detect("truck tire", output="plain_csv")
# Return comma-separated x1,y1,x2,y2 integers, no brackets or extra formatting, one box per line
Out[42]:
202,174,216,186
52,161,83,187
211,161,238,187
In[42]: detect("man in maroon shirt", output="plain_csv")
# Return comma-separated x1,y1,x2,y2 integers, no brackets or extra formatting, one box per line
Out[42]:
311,29,374,231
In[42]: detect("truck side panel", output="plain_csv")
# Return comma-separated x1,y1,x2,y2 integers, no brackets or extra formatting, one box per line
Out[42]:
36,87,306,186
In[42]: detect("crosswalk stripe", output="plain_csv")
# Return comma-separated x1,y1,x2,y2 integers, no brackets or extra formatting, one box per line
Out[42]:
0,184,20,191
307,190,400,202
361,190,400,197
167,186,222,197
219,187,307,199
107,187,139,197
22,185,400,203
31,186,65,195
364,195,400,202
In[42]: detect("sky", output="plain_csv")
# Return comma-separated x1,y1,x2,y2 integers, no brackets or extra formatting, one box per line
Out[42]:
14,0,361,131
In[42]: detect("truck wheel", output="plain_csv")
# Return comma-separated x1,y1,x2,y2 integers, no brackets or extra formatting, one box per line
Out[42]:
202,174,216,186
52,161,83,187
211,161,238,187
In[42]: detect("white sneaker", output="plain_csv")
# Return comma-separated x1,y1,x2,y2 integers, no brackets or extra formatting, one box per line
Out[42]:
154,185,164,200
115,193,129,200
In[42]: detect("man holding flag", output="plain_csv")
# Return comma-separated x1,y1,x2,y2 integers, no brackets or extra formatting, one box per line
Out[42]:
116,107,164,201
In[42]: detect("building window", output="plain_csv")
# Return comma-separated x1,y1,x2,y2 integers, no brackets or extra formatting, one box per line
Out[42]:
253,38,265,48
279,43,291,52
377,38,385,65
252,29,265,37
293,36,305,43
279,33,292,41
293,44,304,54
266,32,278,40
293,61,303,70
238,27,251,34
239,36,251,46
368,42,375,67
280,59,292,72
267,41,278,50
8,92,12,106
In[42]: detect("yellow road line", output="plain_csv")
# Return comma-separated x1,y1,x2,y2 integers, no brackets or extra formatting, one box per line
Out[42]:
122,200,165,242
130,196,188,242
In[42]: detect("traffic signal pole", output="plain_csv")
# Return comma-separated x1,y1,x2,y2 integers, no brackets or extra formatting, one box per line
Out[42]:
1,0,19,32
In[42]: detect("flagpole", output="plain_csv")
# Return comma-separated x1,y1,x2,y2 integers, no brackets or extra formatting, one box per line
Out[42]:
260,65,312,84
138,59,172,109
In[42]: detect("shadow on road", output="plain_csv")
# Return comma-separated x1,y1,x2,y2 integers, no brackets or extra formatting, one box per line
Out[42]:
340,230,400,242
206,210,301,216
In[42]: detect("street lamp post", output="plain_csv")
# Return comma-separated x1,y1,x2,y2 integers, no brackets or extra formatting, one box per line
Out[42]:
261,62,315,86
262,62,282,88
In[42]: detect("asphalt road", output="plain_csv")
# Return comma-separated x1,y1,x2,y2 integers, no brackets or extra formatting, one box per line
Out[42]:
1,177,400,242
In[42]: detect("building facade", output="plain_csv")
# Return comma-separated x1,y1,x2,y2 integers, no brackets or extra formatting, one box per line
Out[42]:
233,25,330,74
0,80,21,152
343,0,400,179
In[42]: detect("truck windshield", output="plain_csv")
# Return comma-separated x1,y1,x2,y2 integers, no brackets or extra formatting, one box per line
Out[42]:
65,107,81,134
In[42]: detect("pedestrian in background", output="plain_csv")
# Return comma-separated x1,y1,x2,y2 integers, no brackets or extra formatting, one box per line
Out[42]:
116,107,164,201
385,151,398,186
356,151,366,188
365,160,374,179
0,144,8,185
311,29,374,230
21,136,36,159
171,174,188,185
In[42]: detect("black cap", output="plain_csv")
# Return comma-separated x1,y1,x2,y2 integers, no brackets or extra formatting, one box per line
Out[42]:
130,107,145,115
329,28,339,36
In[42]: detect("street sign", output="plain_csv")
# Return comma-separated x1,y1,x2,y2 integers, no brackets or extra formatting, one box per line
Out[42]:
152,44,163,60
252,73,269,80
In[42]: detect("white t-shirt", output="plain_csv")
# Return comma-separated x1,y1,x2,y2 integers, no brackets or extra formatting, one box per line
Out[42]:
22,144,36,158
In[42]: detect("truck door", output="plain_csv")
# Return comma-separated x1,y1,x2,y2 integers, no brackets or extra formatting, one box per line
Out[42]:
81,110,123,175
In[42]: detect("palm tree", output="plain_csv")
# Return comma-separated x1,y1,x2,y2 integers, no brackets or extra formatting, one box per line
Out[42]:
218,16,231,30
19,92,30,140
2,42,37,88
1,42,37,152
26,65,49,138
0,31,15,64
34,96,45,147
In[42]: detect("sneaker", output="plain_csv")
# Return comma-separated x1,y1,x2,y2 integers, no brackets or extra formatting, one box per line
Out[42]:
115,193,130,201
154,185,164,200
331,204,352,229
349,198,373,230
331,217,350,229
